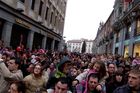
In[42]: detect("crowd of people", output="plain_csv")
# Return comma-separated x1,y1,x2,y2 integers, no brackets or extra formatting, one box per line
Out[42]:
0,40,140,93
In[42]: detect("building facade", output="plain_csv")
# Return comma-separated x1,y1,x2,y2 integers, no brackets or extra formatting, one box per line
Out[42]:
0,0,67,51
67,39,93,53
113,0,140,57
94,0,140,57
94,11,114,55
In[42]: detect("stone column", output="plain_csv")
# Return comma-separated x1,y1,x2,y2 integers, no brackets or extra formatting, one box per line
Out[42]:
27,31,34,50
129,20,136,57
2,21,13,47
24,0,32,15
118,29,124,55
42,36,47,49
51,39,55,51
113,33,117,55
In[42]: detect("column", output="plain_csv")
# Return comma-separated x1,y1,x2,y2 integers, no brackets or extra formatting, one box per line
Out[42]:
2,21,13,47
24,0,31,15
118,29,124,55
58,39,63,51
129,20,136,57
121,28,126,55
27,31,34,50
42,36,47,49
51,39,55,51
112,33,117,55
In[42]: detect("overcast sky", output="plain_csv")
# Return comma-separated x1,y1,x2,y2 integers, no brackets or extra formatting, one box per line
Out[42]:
63,0,115,41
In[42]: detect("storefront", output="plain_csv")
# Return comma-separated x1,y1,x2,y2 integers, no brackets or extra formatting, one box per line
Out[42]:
133,43,140,57
10,24,29,49
124,45,129,58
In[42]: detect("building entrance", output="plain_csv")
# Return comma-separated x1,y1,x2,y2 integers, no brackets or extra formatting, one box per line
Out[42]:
10,24,29,49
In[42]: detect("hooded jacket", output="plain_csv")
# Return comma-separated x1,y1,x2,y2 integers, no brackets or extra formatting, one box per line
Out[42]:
76,70,101,93
46,56,72,89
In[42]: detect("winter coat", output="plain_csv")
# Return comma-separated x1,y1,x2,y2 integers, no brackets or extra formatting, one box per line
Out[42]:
113,84,140,93
46,56,72,90
0,62,23,93
75,69,106,93
23,74,47,93
76,71,102,93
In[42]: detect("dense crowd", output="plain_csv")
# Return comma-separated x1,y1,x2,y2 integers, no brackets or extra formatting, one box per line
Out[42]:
0,40,140,93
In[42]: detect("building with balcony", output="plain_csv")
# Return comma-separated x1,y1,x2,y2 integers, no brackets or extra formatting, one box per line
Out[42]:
0,0,67,51
67,39,93,53
94,0,140,57
112,0,140,57
94,11,114,55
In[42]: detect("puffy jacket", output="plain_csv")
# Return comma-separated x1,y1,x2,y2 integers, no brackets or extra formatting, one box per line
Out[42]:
113,84,140,93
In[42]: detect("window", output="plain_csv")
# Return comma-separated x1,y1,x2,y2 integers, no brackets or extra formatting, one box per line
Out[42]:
50,12,53,24
54,16,57,26
125,24,131,40
39,1,43,16
31,0,35,10
116,32,120,42
136,18,140,36
45,7,49,20
19,0,25,3
133,43,140,57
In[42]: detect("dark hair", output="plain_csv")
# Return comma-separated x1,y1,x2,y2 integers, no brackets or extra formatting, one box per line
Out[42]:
107,62,116,67
115,70,123,76
11,81,25,93
130,65,140,76
10,57,21,69
55,77,69,88
90,60,106,80
57,77,69,84
88,73,99,82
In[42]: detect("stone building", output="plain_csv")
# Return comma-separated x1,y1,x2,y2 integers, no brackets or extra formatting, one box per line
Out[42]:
0,0,67,51
94,0,140,57
67,39,93,53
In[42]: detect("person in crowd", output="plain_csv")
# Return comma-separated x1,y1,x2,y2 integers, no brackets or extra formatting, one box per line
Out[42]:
46,56,72,90
76,73,101,93
47,77,72,93
0,57,23,93
2,52,11,66
106,70,124,93
73,60,107,92
117,63,125,73
132,55,140,66
106,63,117,83
23,63,48,93
8,81,25,93
47,62,56,76
26,63,34,75
69,66,79,80
113,65,140,93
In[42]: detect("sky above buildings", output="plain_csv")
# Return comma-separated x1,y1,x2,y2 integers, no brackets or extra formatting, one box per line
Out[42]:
63,0,115,41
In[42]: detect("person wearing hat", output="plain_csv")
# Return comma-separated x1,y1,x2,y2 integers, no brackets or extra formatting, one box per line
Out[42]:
46,56,72,91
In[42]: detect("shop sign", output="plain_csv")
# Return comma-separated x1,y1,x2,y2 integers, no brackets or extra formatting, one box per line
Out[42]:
124,40,130,45
15,18,31,28
134,36,140,42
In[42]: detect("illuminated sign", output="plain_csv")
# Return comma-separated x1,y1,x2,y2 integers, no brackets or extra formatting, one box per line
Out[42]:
15,18,31,28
